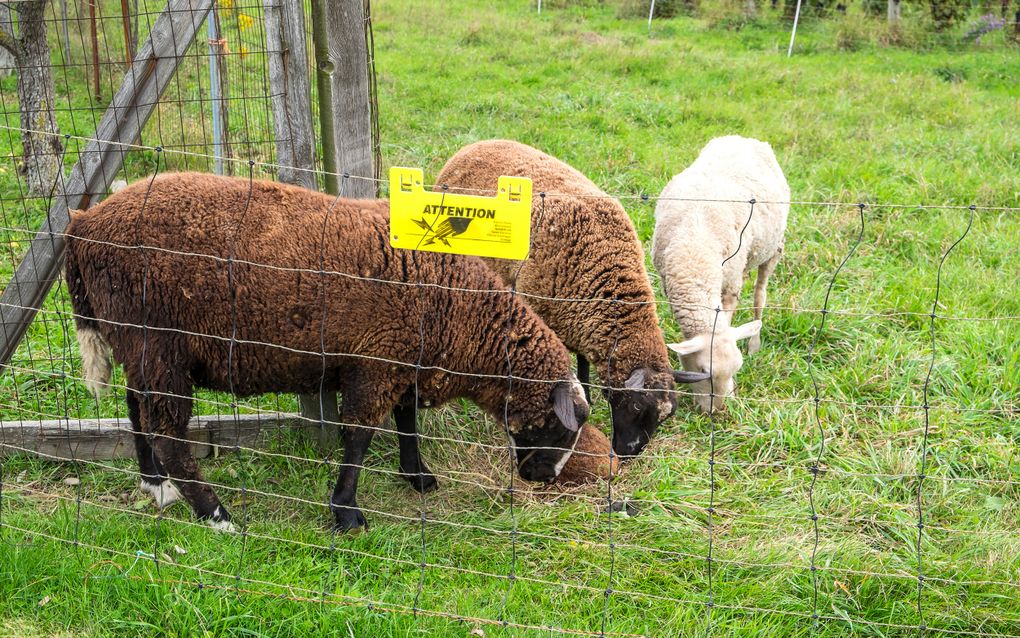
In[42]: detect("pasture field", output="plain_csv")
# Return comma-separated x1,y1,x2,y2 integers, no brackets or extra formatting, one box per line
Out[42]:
1,1,1018,637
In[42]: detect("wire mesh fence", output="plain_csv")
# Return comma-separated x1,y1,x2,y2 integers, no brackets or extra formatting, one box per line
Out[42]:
0,1,1018,637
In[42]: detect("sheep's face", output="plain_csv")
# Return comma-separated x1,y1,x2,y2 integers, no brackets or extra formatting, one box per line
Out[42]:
685,342,741,413
668,320,762,413
608,368,678,459
513,379,589,483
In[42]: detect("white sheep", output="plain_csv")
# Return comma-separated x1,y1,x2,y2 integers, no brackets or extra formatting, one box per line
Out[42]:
652,135,790,412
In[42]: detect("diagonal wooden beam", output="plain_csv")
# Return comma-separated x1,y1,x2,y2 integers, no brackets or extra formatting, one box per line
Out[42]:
0,0,213,367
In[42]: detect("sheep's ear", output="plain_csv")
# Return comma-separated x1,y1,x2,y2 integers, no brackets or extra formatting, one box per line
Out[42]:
624,368,647,390
730,320,762,342
673,370,710,384
552,382,583,432
667,336,708,356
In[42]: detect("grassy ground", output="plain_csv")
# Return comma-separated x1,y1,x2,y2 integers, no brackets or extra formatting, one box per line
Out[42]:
1,1,1019,636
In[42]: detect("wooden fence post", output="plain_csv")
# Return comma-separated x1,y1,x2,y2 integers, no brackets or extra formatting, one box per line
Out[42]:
265,0,341,451
322,0,375,199
888,0,901,24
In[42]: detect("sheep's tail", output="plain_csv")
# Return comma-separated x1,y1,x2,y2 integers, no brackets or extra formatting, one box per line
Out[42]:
65,218,113,397
77,327,113,397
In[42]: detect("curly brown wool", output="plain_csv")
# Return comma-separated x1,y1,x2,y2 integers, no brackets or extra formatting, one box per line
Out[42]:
435,140,686,460
554,423,619,486
65,172,588,532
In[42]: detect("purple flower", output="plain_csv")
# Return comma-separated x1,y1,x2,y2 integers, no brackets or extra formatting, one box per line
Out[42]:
963,13,1005,43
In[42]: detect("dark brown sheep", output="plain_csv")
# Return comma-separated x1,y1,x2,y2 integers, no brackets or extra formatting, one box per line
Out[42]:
65,172,589,532
435,140,707,459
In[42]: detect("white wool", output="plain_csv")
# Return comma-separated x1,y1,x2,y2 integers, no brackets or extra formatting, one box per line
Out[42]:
653,136,789,412
139,479,183,510
76,326,113,398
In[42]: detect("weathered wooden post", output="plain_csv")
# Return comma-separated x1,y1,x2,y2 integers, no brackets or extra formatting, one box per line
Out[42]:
265,0,315,189
0,5,13,79
208,5,229,175
61,0,71,62
888,0,901,24
307,0,379,444
89,0,100,97
265,0,342,450
309,0,336,194
321,0,375,199
120,0,134,66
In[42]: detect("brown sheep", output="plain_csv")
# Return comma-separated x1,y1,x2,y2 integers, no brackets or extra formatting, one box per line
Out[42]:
65,172,590,532
435,140,707,459
554,423,619,486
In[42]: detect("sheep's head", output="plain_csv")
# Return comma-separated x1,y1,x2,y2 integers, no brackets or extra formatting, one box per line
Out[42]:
607,368,683,459
513,378,589,483
668,320,762,413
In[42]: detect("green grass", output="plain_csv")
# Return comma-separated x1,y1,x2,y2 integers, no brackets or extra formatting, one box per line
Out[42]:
1,1,1019,636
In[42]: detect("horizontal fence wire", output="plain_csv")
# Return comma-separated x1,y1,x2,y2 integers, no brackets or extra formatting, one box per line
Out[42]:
6,478,1017,592
0,520,651,638
5,428,1020,556
2,220,1019,322
5,398,1020,490
4,477,1018,606
7,462,1019,596
1,298,1020,412
2,124,1020,212
4,518,1018,638
3,312,1017,418
3,367,1019,466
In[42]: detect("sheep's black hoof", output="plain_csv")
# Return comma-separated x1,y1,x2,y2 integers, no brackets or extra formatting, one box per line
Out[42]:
333,506,368,533
402,472,439,494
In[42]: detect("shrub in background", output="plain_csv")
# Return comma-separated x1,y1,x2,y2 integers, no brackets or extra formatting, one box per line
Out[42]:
927,0,969,29
834,10,872,48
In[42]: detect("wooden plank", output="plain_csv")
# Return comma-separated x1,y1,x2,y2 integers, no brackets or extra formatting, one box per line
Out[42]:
0,413,318,461
0,0,214,368
323,0,374,199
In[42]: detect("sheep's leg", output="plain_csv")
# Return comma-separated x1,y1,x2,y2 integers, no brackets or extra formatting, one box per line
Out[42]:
330,422,375,532
331,370,406,531
394,402,438,493
138,382,231,531
576,354,591,402
127,390,181,509
749,252,781,355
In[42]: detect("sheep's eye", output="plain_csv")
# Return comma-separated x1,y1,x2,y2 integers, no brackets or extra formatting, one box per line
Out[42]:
632,402,642,412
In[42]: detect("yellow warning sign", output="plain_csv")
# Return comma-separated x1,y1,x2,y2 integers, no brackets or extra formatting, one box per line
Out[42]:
389,167,532,260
